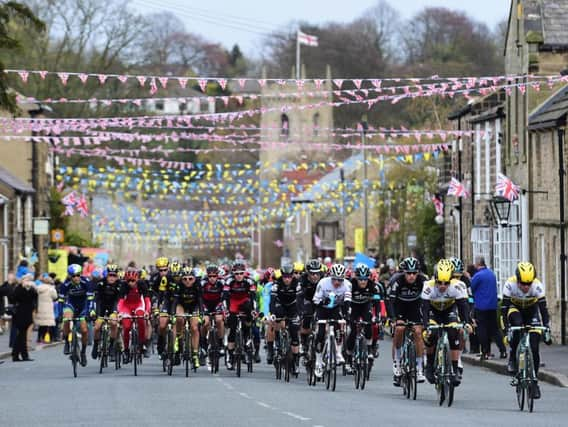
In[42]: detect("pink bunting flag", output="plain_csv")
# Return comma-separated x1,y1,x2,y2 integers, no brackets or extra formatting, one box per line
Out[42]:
177,77,188,88
18,71,29,83
257,79,266,88
97,74,108,84
38,70,48,80
118,75,128,84
58,73,69,85
158,77,168,88
218,78,227,90
149,77,158,95
353,79,362,89
198,79,208,92
137,76,147,87
333,79,344,89
78,73,89,84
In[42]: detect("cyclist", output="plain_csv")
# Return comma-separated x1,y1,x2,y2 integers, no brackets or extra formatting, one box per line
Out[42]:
292,262,304,281
388,256,428,385
346,263,381,372
223,261,257,370
268,264,301,372
200,264,226,359
502,261,551,399
91,264,121,361
422,260,472,386
118,269,151,363
313,263,352,378
59,264,94,367
297,259,323,356
150,257,175,358
173,266,202,368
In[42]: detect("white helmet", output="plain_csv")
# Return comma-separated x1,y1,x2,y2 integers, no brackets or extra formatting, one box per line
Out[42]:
330,263,346,279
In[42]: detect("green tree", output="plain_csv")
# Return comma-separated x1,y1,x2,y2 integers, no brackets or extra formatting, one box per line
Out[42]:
0,1,44,114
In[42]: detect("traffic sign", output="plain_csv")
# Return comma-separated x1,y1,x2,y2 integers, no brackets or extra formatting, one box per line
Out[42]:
51,229,64,243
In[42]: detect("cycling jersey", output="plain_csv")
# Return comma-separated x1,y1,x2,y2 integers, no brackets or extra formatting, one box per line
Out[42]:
175,281,201,312
421,279,470,327
94,279,121,316
270,277,299,308
59,277,94,316
502,277,545,309
223,276,256,314
388,272,428,302
200,277,224,312
313,277,352,307
349,279,382,306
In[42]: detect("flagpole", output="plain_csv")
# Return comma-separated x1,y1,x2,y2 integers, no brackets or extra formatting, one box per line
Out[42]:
296,29,301,80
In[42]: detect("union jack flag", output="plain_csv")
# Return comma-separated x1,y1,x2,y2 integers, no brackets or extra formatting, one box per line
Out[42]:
495,173,520,201
76,193,89,217
447,177,469,198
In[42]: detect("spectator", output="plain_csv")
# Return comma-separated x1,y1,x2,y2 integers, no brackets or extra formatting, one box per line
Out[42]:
16,260,30,280
83,258,96,278
35,274,58,343
11,274,38,361
470,256,507,360
1,272,17,344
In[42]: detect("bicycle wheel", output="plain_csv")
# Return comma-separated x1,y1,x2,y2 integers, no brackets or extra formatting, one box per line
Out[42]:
167,328,175,376
445,343,454,407
184,327,191,377
209,329,218,374
360,343,368,391
115,332,122,370
407,341,417,400
71,329,78,378
132,327,138,376
305,334,315,386
324,343,331,390
353,340,360,389
235,329,242,378
516,380,525,411
436,345,446,406
526,348,535,413
330,337,337,392
401,346,410,398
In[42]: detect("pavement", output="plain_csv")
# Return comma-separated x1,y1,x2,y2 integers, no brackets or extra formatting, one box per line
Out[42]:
1,342,568,426
0,327,62,361
461,343,568,387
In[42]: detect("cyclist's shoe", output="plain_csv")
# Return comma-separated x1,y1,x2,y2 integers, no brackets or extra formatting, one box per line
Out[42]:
143,345,150,358
109,351,116,363
91,341,99,360
392,360,402,377
417,368,426,383
123,351,130,364
507,358,517,374
63,341,70,355
372,344,379,358
510,376,519,387
193,351,201,369
393,375,402,387
219,346,226,357
266,346,274,364
227,353,234,370
425,365,435,384
531,383,541,399
345,364,354,375
80,350,87,367
336,352,345,365
254,349,261,364
499,351,508,359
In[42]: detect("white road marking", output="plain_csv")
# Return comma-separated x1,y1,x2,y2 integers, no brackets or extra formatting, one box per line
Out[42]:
283,411,311,421
239,392,252,399
256,402,274,409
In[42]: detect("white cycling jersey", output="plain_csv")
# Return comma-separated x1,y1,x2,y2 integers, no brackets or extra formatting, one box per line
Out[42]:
421,279,468,311
313,277,352,307
502,277,545,309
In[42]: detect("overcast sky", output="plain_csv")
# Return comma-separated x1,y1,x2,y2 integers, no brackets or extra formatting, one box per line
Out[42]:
130,0,510,54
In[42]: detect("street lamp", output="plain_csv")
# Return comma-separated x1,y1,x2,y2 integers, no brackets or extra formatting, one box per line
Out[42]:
491,196,512,226
360,117,369,253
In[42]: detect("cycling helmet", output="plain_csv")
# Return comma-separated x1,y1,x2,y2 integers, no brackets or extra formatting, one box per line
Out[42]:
281,264,294,276
355,263,370,279
155,257,169,268
401,257,420,273
169,261,182,277
124,269,139,282
516,262,536,284
106,264,119,274
232,261,246,273
206,264,219,276
263,267,274,282
330,263,346,279
306,259,322,274
140,268,148,280
181,265,195,277
449,257,464,275
434,259,454,283
293,262,304,273
68,264,82,276
117,268,125,280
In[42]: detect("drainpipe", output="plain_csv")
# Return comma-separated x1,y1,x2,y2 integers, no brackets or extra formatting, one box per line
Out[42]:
558,127,566,345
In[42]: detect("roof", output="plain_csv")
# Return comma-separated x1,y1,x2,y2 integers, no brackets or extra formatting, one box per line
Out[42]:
0,165,34,193
528,84,568,129
525,0,568,48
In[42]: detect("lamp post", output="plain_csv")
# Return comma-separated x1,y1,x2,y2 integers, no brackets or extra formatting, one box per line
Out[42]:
490,196,512,226
360,117,369,253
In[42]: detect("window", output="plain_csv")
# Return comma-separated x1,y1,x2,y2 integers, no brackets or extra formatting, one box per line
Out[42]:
280,114,290,139
493,202,521,290
154,100,164,111
475,123,481,199
471,226,491,267
485,121,491,195
24,196,32,232
313,113,320,137
16,197,22,232
295,210,301,234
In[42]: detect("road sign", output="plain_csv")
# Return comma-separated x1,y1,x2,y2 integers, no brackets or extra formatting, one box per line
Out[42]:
51,229,64,243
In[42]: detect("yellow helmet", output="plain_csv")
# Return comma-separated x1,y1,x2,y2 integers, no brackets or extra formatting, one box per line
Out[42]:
170,261,182,277
434,259,454,283
117,269,125,280
516,262,536,284
140,268,148,280
155,257,169,268
293,262,304,273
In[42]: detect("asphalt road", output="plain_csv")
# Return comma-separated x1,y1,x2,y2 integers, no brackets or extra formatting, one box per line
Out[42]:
1,344,567,427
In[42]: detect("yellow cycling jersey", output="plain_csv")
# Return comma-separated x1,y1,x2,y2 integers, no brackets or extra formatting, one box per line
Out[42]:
503,277,545,309
421,279,467,311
